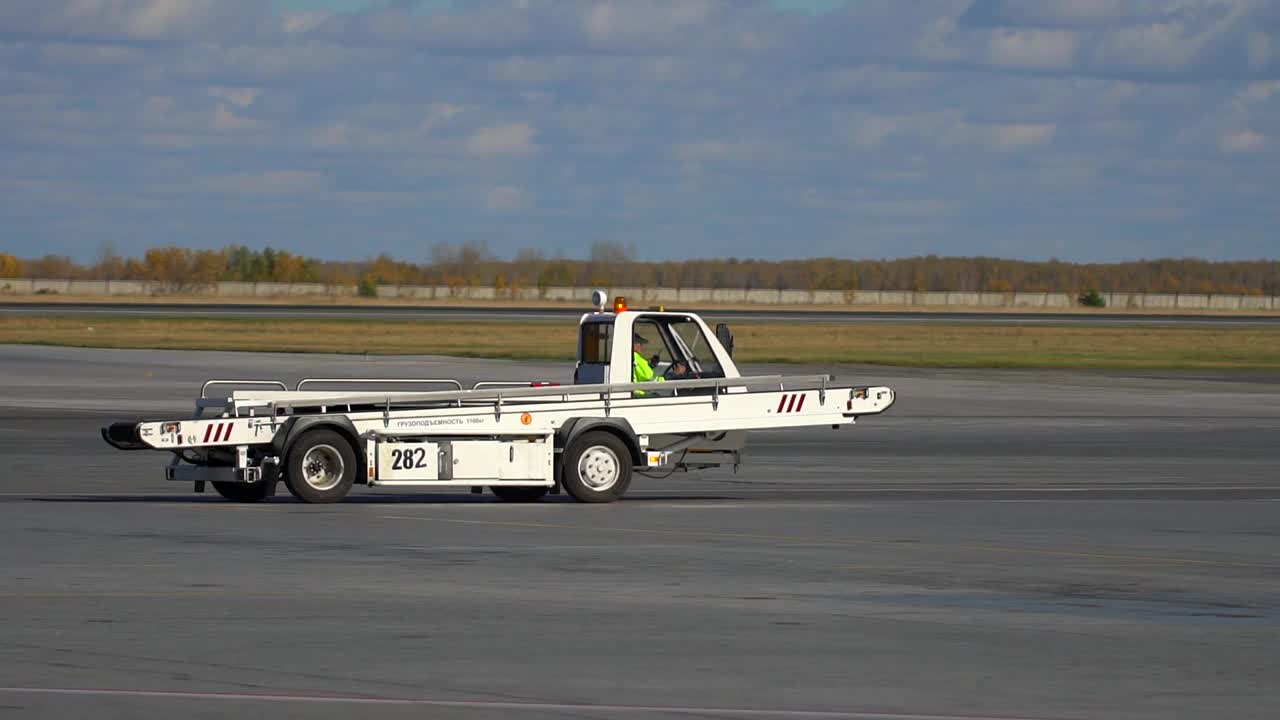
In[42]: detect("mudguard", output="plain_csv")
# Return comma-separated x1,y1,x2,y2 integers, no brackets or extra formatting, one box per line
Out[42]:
557,417,642,466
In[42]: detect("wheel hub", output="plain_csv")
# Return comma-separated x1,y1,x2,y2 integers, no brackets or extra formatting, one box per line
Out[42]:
301,444,344,491
577,445,620,491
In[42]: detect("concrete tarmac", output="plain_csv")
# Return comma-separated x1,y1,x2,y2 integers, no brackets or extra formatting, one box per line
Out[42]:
1,345,1278,719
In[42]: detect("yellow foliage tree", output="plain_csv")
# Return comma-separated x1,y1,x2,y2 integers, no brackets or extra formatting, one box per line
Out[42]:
144,246,195,289
0,253,21,278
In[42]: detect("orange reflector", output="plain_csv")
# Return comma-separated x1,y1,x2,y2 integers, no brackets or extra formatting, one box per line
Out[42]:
613,296,628,313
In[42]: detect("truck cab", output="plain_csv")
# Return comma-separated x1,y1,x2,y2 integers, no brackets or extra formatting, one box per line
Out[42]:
574,295,740,387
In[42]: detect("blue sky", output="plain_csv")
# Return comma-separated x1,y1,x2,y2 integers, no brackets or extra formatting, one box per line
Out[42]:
1,1,1277,263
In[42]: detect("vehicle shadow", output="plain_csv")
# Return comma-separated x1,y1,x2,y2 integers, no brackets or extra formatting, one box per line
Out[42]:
20,493,741,505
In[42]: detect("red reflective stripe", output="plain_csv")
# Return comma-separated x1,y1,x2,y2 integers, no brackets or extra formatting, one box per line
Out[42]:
218,423,230,442
786,395,798,413
203,425,213,443
795,394,806,412
776,395,789,413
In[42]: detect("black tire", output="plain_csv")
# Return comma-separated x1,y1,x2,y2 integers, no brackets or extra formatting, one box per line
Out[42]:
490,486,550,503
211,481,272,503
561,431,633,503
283,429,357,504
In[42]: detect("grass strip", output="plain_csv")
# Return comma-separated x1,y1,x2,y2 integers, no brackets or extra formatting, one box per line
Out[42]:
2,315,1280,369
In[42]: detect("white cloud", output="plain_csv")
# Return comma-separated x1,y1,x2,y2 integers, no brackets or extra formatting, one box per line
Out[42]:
282,11,329,34
126,0,217,37
206,170,329,196
464,123,539,157
420,103,463,133
483,185,533,212
1241,81,1280,102
144,96,177,118
1219,130,1266,153
305,123,356,150
142,133,199,149
208,87,261,108
1247,31,1273,69
39,42,142,66
581,0,715,48
988,29,1078,70
849,115,902,148
0,94,62,111
992,123,1056,150
947,123,1057,152
1093,22,1197,72
811,65,940,98
2,0,261,41
675,141,751,162
210,104,265,132
970,0,1142,28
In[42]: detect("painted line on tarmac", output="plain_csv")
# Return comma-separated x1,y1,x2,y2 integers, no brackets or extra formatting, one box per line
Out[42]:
0,687,1077,720
380,515,1280,570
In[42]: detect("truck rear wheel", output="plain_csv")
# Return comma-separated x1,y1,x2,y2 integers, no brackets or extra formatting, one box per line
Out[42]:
562,431,632,503
489,486,550,503
212,481,272,503
284,429,356,504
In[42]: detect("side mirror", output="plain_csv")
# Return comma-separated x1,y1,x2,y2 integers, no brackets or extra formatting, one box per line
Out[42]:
715,323,735,357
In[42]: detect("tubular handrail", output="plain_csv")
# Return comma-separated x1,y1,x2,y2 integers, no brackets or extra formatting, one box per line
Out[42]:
201,380,288,398
295,378,464,392
233,374,839,413
471,381,546,390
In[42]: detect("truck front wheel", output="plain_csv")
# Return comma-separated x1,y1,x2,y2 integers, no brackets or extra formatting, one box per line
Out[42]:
284,429,356,504
562,431,632,503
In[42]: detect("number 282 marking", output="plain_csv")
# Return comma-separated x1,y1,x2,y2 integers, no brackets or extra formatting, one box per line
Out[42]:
390,447,430,470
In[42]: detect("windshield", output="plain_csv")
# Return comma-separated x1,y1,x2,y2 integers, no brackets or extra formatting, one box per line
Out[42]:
669,318,724,378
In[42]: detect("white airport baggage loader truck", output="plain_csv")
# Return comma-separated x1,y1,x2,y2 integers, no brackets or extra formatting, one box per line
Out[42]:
102,293,895,503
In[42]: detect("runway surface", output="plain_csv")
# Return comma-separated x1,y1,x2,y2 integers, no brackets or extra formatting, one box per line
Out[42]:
3,301,1279,325
1,345,1278,719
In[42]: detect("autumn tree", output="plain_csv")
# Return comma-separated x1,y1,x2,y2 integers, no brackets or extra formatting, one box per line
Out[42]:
144,247,197,289
92,242,125,280
25,255,79,279
0,253,21,278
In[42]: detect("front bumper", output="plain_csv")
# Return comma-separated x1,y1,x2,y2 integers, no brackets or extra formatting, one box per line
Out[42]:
101,423,148,451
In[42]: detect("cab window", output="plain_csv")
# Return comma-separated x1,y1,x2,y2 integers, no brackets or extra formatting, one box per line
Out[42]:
576,321,612,384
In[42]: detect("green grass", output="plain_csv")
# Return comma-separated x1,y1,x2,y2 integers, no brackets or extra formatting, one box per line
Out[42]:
3,315,1280,369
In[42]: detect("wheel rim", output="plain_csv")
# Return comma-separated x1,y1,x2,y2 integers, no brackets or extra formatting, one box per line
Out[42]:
301,444,344,491
577,445,620,491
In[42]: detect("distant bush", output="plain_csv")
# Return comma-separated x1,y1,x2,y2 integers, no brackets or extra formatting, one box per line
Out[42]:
357,276,377,298
1078,289,1106,307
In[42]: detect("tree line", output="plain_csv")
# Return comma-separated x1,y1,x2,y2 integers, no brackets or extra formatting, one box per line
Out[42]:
2,242,1278,295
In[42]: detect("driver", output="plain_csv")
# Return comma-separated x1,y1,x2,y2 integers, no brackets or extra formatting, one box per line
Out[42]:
632,334,660,384
634,333,693,389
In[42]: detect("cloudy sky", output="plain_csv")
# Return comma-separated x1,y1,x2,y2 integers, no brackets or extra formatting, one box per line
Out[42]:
1,0,1277,263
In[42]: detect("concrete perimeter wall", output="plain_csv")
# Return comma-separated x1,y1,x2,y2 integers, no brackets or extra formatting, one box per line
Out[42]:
1,278,1276,311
